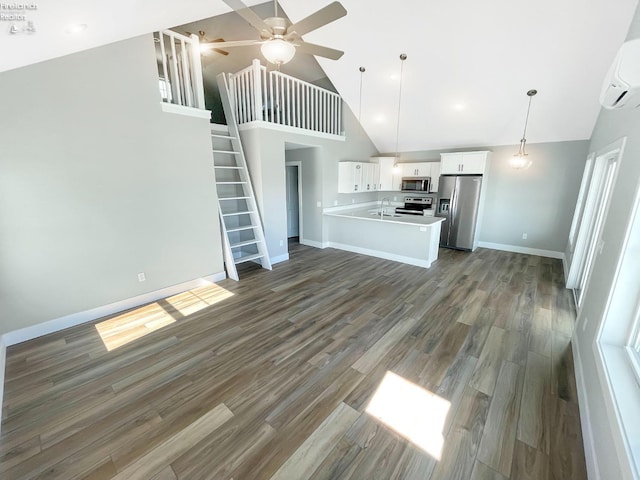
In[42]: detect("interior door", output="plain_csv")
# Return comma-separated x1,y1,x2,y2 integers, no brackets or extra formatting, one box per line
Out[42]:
565,139,623,306
286,166,299,238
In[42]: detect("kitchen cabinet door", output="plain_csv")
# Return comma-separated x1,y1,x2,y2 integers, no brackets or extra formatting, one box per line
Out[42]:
338,162,363,193
430,162,441,192
373,157,400,191
460,152,487,174
440,154,464,174
441,152,489,175
401,162,431,177
362,163,378,192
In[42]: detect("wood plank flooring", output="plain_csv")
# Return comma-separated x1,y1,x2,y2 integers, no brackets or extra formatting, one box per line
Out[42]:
0,244,587,479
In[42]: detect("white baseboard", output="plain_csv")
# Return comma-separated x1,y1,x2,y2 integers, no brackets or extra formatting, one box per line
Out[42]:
572,338,600,480
2,271,226,347
271,253,290,264
477,241,565,260
300,238,328,249
327,242,431,269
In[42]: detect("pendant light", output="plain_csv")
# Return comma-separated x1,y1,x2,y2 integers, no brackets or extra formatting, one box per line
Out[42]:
358,66,366,122
510,89,537,170
393,54,407,173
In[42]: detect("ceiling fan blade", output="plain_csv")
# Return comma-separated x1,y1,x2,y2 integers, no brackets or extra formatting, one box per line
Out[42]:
285,2,347,40
201,39,262,49
222,0,272,38
295,41,344,60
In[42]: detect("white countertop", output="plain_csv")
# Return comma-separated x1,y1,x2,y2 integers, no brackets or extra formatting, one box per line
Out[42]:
324,206,445,227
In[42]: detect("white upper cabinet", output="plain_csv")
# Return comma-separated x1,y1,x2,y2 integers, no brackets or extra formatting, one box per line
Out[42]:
430,162,441,193
372,157,401,191
338,162,380,193
440,151,490,175
401,162,431,177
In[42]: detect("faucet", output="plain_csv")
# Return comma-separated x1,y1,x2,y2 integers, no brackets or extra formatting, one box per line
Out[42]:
380,197,391,218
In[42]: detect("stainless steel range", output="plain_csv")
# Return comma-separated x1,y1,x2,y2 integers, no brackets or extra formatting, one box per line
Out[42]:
395,196,434,216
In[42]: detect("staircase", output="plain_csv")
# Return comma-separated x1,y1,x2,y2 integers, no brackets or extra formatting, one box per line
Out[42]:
211,73,271,281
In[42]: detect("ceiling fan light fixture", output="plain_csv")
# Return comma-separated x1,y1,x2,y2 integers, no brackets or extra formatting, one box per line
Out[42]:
261,38,296,65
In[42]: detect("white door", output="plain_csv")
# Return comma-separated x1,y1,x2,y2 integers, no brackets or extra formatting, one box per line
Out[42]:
286,165,299,238
566,139,624,306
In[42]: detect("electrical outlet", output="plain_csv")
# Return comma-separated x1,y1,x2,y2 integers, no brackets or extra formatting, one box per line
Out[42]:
582,317,588,331
137,272,146,282
393,196,397,201
333,200,338,206
522,233,528,240
279,239,284,247
317,201,321,207
352,198,355,204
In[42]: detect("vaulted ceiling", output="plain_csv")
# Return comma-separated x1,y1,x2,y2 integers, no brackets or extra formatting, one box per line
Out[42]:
2,0,637,153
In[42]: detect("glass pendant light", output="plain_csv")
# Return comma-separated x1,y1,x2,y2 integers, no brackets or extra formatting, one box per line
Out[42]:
510,89,538,170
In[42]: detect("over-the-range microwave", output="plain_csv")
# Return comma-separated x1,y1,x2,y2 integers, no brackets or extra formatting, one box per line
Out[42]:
401,176,431,193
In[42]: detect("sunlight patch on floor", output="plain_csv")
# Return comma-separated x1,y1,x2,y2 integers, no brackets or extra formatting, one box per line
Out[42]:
165,283,235,316
366,370,450,460
95,302,176,351
95,283,234,351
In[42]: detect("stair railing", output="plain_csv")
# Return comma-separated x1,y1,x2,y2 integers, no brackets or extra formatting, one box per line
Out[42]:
228,59,344,136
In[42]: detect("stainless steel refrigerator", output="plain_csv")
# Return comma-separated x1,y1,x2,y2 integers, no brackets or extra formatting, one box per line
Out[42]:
436,175,483,250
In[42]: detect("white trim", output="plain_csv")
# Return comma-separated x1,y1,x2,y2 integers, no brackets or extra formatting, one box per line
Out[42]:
271,253,290,264
300,238,328,249
572,338,601,480
285,161,304,242
2,272,226,347
326,241,432,269
160,102,212,119
0,336,5,436
238,120,345,141
477,241,565,260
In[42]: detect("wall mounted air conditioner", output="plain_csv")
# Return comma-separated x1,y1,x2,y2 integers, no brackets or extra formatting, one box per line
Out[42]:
600,38,640,109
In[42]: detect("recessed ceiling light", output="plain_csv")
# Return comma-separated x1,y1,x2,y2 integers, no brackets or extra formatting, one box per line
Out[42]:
452,102,466,111
66,23,88,35
374,114,387,123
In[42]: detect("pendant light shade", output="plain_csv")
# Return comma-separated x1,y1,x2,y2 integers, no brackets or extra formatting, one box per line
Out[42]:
261,38,295,65
510,89,537,170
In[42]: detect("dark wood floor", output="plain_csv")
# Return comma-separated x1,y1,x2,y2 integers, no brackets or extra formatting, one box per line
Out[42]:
0,244,586,479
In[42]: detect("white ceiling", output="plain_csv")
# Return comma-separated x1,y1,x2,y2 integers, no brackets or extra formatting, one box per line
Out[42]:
1,0,637,153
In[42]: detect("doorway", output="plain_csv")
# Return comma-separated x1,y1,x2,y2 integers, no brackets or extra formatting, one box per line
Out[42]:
566,138,624,306
285,163,301,242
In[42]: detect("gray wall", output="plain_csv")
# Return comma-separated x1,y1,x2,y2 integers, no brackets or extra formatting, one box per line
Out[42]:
572,4,640,478
0,35,224,336
385,140,589,253
239,104,379,259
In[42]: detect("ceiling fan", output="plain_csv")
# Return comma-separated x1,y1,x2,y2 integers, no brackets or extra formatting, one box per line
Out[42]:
200,0,347,65
191,30,230,58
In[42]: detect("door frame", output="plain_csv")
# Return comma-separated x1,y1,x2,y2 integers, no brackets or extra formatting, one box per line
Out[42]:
285,161,303,241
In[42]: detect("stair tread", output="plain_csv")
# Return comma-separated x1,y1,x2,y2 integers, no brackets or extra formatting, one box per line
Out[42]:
216,181,247,184
211,134,236,139
214,166,243,169
222,210,254,217
231,239,261,248
212,150,240,154
226,225,257,233
219,196,250,200
234,253,264,264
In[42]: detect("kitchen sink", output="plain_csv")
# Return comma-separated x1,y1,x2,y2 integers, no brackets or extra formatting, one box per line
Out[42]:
370,212,402,218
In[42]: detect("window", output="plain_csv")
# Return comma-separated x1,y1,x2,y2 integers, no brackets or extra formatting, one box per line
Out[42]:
158,78,172,102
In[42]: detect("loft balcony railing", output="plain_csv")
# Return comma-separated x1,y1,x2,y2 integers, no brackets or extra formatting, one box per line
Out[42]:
153,30,205,109
227,59,344,136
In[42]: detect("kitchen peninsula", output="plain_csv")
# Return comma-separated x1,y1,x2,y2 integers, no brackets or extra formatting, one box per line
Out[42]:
323,205,445,268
